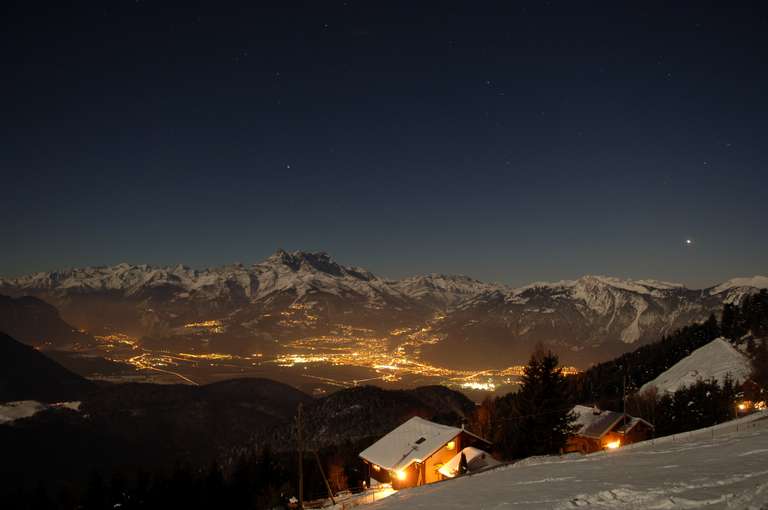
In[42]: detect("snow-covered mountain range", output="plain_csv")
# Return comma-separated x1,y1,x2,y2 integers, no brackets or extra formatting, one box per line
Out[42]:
1,250,765,366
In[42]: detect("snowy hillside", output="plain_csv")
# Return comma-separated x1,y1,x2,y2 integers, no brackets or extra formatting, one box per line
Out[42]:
0,400,80,424
639,338,752,394
370,412,768,509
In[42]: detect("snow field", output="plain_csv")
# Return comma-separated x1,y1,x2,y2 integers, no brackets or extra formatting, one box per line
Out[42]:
369,411,768,509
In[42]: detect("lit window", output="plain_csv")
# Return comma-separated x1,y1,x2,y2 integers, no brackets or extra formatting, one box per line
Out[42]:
372,464,381,472
446,440,456,451
396,470,407,481
605,440,620,450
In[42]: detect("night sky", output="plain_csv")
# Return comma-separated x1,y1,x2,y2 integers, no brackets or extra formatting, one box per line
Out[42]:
2,1,766,287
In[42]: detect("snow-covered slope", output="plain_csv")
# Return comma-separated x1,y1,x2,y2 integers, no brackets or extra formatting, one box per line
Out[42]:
369,412,768,509
639,338,752,394
0,400,81,424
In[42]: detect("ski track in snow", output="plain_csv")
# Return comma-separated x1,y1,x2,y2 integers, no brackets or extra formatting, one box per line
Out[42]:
369,413,768,510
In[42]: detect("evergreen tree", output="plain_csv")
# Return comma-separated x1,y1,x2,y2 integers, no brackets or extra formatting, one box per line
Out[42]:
497,346,576,459
468,395,496,441
720,303,740,340
752,339,768,390
703,313,720,339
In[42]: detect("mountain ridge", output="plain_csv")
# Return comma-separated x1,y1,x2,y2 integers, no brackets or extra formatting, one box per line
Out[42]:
1,250,765,366
2,250,763,301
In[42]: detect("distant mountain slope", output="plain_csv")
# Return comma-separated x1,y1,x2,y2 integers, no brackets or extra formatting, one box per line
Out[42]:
426,275,766,367
1,252,765,366
392,274,508,309
0,333,94,402
638,338,752,394
0,294,94,348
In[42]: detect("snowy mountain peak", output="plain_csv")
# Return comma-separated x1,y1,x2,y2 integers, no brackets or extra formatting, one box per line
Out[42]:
267,249,333,270
262,250,377,282
710,276,768,295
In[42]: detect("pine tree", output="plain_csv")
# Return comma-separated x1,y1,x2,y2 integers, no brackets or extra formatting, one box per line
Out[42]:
498,346,576,459
721,304,738,340
752,339,768,390
703,313,720,339
469,395,496,441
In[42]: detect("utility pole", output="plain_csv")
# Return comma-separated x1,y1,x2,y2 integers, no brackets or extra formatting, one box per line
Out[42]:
313,450,336,506
297,403,304,509
622,373,628,427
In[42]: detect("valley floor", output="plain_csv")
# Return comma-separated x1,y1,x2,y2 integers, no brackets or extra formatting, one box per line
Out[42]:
369,411,768,509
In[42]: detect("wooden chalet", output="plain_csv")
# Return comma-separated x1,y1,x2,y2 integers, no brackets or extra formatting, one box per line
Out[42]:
565,405,653,454
359,416,492,489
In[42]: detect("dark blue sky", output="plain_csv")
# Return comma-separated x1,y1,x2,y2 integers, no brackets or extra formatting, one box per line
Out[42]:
2,1,766,287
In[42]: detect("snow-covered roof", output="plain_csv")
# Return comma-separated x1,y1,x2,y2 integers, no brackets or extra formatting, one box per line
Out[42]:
438,447,500,478
614,416,653,435
359,417,487,472
571,405,626,439
571,406,653,439
638,337,752,395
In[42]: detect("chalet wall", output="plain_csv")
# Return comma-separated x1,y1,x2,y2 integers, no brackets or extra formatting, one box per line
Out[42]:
423,434,461,484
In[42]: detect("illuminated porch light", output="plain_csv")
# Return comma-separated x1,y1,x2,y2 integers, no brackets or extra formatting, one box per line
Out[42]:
396,470,407,481
605,440,621,450
446,440,456,451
